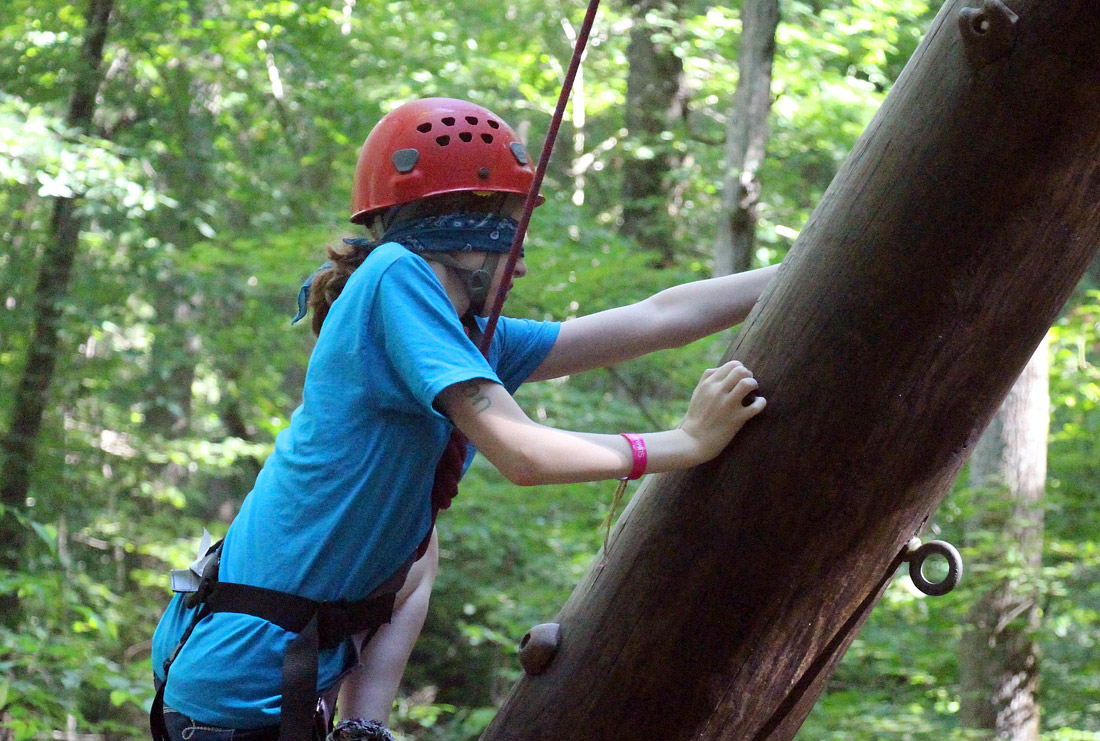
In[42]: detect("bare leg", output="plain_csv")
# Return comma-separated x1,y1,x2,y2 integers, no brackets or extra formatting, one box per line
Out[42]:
336,528,439,724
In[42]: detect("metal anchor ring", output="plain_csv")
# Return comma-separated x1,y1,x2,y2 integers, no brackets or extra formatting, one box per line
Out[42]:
904,537,963,596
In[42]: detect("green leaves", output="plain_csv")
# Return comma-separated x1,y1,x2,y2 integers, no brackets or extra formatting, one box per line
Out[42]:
1,0,1098,737
0,93,160,214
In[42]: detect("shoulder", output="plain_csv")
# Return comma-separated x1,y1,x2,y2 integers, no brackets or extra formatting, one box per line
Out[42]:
484,315,561,391
487,315,561,343
338,243,442,306
355,243,438,289
354,242,426,279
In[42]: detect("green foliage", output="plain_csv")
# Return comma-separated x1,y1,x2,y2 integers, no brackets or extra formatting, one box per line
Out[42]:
1,0,1098,738
796,290,1100,739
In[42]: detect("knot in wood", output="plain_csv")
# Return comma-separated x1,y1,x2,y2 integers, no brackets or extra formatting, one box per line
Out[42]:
958,0,1019,66
518,622,561,675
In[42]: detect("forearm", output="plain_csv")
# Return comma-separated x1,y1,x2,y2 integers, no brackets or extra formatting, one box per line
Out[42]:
648,263,780,345
488,425,700,486
443,364,763,488
528,264,779,381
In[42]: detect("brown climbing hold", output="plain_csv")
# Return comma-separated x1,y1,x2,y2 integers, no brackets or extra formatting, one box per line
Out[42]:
518,622,561,675
958,0,1019,66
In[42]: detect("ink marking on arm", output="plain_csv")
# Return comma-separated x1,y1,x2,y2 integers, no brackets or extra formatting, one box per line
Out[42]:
462,381,492,414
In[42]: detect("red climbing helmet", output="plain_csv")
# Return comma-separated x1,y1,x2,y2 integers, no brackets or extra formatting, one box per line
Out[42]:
350,97,543,224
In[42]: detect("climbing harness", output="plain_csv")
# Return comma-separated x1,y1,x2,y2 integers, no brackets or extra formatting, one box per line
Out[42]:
152,537,412,741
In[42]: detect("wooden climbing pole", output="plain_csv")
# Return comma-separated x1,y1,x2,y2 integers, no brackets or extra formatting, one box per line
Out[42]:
482,1,1100,739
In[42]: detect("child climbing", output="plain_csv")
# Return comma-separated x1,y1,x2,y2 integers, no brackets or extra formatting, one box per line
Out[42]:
149,97,778,741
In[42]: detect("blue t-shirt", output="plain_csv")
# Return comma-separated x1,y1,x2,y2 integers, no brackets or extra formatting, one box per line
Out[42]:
151,243,559,728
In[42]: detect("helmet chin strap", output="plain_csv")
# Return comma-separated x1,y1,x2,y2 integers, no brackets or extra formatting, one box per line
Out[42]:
425,252,502,320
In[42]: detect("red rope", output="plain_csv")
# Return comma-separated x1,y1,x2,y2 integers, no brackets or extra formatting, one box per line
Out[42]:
426,1,602,541
478,0,602,356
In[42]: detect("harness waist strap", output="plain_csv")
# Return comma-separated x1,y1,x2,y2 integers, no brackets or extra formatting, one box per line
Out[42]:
203,581,397,650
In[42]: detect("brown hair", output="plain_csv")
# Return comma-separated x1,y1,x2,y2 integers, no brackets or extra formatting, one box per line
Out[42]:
307,242,369,336
307,192,521,336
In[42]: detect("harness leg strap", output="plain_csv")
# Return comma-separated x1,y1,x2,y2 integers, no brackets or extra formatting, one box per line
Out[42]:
279,611,322,741
150,679,170,741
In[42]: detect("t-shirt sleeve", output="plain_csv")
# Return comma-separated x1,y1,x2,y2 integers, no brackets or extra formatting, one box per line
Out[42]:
375,254,502,416
490,316,561,393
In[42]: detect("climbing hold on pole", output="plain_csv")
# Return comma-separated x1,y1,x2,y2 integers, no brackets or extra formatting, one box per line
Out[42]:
904,537,963,596
958,0,1018,66
518,622,561,675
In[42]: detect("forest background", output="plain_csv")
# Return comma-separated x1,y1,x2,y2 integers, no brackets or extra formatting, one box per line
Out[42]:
1,0,1098,739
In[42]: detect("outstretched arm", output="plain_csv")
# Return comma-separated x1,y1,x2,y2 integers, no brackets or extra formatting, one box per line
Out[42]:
438,361,765,486
528,264,779,382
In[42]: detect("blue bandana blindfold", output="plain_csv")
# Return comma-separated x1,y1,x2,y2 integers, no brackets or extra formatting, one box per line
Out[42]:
292,213,520,324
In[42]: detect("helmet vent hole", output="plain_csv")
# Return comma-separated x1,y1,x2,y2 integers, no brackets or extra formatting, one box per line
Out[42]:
487,120,500,129
441,117,456,126
465,116,479,125
436,135,450,146
481,133,494,143
459,132,473,143
416,122,432,133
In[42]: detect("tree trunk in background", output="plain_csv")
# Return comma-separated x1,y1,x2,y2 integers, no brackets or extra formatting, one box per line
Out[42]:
959,337,1047,739
483,2,1100,738
0,0,114,627
621,0,687,266
714,0,780,277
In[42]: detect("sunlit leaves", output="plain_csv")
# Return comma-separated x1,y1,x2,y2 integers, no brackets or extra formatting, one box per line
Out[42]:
1,0,1098,737
0,94,161,214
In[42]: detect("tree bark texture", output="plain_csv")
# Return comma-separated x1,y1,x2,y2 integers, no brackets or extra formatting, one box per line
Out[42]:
713,0,780,277
621,0,687,265
0,0,114,625
959,337,1047,740
483,2,1100,739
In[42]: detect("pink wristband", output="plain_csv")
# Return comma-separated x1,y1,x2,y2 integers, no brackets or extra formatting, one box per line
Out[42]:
620,433,647,480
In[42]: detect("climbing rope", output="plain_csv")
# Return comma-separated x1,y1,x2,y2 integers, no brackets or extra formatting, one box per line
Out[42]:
477,0,602,355
430,0,602,540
